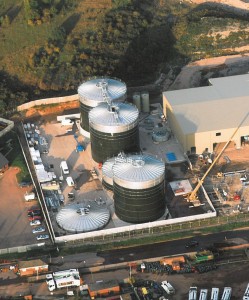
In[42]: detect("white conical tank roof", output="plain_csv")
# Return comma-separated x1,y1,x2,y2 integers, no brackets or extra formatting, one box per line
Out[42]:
89,102,139,133
102,157,116,187
113,153,165,189
78,77,126,107
56,200,110,233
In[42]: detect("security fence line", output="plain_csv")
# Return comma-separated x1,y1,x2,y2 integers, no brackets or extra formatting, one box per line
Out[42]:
0,211,248,255
58,212,249,246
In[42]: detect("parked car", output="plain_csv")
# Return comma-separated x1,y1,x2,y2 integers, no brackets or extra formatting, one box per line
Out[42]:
41,149,49,154
185,240,199,248
30,220,41,226
19,181,32,188
28,210,42,218
28,206,40,213
28,215,42,221
32,226,45,234
36,234,49,241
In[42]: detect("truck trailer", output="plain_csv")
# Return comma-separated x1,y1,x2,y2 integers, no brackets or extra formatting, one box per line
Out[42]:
221,287,232,300
211,287,219,300
199,289,208,300
46,269,81,291
243,283,249,300
189,287,197,300
161,281,175,295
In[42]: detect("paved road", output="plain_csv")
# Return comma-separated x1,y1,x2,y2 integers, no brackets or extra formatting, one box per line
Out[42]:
49,228,249,272
96,229,249,265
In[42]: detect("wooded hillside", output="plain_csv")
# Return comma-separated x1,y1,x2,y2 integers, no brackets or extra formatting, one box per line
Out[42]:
1,0,249,114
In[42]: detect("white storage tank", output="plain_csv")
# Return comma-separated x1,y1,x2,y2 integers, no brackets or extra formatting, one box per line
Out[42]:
132,92,141,112
56,200,110,233
102,157,116,191
113,153,166,223
141,91,150,113
78,77,127,137
89,102,140,163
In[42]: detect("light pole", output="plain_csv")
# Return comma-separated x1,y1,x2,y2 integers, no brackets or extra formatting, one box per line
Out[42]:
61,256,64,265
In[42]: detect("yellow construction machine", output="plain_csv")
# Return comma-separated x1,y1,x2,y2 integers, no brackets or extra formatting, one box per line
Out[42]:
187,113,248,205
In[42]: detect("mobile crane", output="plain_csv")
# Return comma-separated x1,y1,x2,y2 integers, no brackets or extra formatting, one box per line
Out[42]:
187,113,248,205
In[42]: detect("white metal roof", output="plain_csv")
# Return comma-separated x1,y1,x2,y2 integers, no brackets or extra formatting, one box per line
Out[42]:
163,74,249,134
78,77,126,105
56,201,110,233
113,154,165,189
89,102,139,133
102,157,116,186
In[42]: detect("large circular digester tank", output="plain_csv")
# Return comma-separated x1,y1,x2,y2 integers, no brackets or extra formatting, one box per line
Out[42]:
102,157,116,191
113,154,165,223
78,77,127,137
89,102,140,163
56,201,110,233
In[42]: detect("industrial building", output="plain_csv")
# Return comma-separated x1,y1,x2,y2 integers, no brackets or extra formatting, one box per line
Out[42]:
163,74,249,154
18,259,48,277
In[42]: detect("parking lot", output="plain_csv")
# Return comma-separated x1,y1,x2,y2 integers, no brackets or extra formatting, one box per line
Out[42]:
0,167,48,248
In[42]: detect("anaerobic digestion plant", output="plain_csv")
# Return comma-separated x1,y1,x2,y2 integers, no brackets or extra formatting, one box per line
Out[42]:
78,77,127,137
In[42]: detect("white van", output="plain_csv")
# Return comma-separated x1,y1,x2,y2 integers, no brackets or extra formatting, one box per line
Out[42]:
66,176,75,187
60,161,69,175
24,192,36,201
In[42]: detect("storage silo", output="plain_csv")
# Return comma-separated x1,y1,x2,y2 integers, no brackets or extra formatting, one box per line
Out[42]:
132,92,141,112
89,102,140,163
141,91,150,113
113,154,165,223
56,200,110,233
78,77,127,137
102,157,116,191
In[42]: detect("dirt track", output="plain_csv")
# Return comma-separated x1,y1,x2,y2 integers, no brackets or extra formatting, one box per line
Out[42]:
186,0,249,13
167,53,249,90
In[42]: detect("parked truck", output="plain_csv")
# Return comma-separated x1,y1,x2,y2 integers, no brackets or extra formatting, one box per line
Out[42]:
161,281,175,295
199,289,208,300
243,283,249,300
46,269,81,291
211,288,219,300
221,287,232,300
189,287,197,300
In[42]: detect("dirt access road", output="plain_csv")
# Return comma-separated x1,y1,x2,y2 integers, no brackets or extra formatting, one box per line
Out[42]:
186,0,249,13
163,0,249,91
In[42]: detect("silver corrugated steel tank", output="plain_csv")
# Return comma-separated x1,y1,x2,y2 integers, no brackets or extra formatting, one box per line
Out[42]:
113,154,165,223
102,157,116,191
56,200,110,233
89,102,140,163
78,77,127,137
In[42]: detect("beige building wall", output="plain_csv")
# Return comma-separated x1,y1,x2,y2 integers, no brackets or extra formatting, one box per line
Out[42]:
164,98,186,151
163,94,249,154
184,126,249,154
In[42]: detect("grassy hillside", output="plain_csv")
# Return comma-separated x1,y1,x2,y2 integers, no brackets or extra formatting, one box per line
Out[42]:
1,0,249,114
